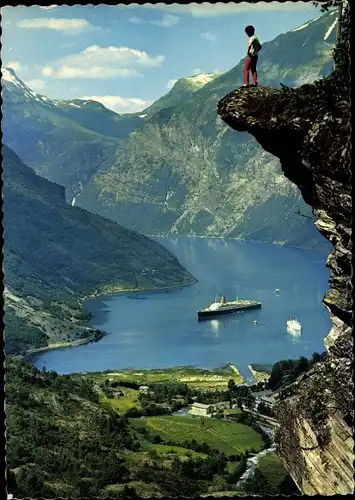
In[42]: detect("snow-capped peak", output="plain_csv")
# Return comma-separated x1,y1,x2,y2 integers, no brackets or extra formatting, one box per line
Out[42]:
185,72,219,87
2,67,66,108
2,67,26,87
1,66,48,103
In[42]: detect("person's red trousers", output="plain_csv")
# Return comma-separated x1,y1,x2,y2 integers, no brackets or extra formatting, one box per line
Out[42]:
243,55,258,86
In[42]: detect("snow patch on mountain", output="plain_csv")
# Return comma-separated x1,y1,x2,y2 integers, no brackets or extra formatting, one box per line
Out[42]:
2,67,57,107
2,68,112,112
185,73,219,87
292,16,321,32
324,17,338,41
2,67,37,97
2,67,19,85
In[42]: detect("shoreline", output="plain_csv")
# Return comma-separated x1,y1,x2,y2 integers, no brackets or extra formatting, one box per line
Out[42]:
11,280,198,365
80,279,198,303
226,362,244,382
152,234,330,255
11,330,105,364
248,364,272,383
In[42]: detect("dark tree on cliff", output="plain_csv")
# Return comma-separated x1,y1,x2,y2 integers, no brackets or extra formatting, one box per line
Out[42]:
228,378,237,399
314,1,350,90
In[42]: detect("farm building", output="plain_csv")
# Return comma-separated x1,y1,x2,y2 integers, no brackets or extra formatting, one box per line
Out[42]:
189,402,214,416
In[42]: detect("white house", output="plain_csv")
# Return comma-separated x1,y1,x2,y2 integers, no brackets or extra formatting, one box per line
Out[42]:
189,402,214,417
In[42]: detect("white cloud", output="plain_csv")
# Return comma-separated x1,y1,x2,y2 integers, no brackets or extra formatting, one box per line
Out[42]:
6,60,21,72
26,78,46,91
167,78,178,89
123,2,316,17
53,66,139,79
129,13,179,28
80,95,153,114
151,14,179,27
42,66,54,77
129,16,144,25
16,17,94,34
42,45,164,80
201,32,217,42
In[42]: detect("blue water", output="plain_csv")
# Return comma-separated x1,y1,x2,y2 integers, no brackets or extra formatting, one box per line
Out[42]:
32,237,331,378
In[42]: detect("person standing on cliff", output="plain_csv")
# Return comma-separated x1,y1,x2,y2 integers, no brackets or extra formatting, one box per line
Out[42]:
241,25,262,88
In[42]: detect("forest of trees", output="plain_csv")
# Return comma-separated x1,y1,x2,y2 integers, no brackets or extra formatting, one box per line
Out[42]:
267,352,327,391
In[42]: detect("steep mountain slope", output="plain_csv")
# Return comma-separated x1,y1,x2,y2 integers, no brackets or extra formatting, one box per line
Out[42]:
1,68,143,199
76,11,336,249
2,145,195,355
143,73,220,118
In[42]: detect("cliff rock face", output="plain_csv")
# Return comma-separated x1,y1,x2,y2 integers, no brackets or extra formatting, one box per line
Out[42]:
217,20,353,495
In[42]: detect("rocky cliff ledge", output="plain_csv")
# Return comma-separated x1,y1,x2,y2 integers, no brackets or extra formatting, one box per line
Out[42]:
217,28,352,496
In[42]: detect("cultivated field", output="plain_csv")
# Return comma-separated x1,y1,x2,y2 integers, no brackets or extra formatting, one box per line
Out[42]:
84,364,245,389
149,444,208,460
100,388,140,412
131,415,263,457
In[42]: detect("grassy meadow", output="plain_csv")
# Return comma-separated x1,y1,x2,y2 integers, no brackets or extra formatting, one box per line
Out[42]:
131,415,263,457
85,364,245,389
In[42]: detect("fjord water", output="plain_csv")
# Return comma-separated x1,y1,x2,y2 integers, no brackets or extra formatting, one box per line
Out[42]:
33,237,331,377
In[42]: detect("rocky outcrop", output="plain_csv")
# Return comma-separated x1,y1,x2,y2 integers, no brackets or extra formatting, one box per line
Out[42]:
217,7,352,495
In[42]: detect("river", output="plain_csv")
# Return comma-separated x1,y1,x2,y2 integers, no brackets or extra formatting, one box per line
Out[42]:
32,236,331,376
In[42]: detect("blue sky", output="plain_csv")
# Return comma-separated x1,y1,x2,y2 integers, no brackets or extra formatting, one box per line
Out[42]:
1,3,322,113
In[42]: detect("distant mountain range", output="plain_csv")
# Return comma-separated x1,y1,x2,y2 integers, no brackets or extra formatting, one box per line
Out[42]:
1,67,144,200
1,10,337,249
2,145,195,355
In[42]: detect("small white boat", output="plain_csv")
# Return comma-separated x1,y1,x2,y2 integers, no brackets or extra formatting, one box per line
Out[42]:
253,320,258,325
275,288,280,294
287,319,302,331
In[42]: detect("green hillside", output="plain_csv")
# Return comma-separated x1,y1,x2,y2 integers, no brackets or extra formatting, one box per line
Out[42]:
6,358,198,498
3,145,195,355
5,359,270,498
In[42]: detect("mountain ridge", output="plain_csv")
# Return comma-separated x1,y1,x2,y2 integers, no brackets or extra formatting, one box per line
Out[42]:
1,68,144,199
75,10,336,250
143,72,220,117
